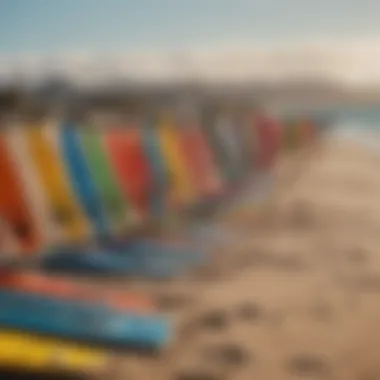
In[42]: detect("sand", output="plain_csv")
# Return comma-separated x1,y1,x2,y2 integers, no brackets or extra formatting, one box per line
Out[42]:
85,136,380,379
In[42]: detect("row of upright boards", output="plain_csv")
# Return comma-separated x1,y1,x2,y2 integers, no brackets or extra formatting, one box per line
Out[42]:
0,111,318,367
0,112,314,257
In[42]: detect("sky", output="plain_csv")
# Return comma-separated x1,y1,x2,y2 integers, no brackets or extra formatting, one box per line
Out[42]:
1,0,380,54
1,0,380,85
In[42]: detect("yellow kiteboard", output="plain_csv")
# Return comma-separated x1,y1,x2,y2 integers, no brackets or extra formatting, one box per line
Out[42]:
23,121,91,244
157,117,196,207
0,330,109,374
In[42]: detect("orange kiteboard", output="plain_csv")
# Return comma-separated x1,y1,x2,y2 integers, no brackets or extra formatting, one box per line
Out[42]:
177,123,223,197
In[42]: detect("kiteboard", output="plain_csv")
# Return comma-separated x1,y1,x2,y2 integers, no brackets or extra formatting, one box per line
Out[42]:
105,125,152,219
0,289,169,349
0,130,40,254
0,329,109,374
4,123,63,249
0,272,153,313
24,123,90,244
156,117,196,207
79,126,138,233
58,124,110,238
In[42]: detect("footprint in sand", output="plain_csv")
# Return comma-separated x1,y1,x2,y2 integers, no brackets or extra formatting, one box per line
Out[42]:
286,354,331,377
175,344,250,380
236,302,263,322
345,248,368,265
197,310,230,331
179,310,230,341
344,274,380,292
202,343,251,368
310,299,334,321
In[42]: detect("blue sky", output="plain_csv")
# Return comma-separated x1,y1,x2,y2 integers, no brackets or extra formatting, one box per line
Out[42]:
1,0,380,55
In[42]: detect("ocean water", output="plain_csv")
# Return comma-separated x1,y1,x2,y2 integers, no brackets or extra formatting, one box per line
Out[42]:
323,106,380,151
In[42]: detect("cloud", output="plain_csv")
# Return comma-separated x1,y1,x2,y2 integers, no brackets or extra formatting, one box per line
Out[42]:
1,37,380,88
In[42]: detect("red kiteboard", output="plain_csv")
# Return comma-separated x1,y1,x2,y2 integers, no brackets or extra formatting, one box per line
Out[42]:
106,126,153,219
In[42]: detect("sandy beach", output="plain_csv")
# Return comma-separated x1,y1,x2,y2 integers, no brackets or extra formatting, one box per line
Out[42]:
100,134,380,380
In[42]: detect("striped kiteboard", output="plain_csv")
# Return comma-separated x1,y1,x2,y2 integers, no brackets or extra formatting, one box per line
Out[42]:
156,117,196,207
24,122,90,244
79,126,138,233
105,125,152,219
177,122,223,198
0,129,40,254
4,123,63,249
0,272,154,313
140,119,171,218
41,243,194,278
58,124,110,238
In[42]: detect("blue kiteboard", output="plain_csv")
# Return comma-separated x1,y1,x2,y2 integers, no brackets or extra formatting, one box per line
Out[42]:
59,124,110,238
0,289,170,350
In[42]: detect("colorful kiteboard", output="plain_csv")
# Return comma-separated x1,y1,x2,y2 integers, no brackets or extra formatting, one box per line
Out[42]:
0,272,154,313
59,124,110,238
0,290,169,349
41,244,196,278
79,126,138,233
140,120,171,218
0,330,109,374
100,237,206,268
0,129,40,254
105,126,152,220
156,117,196,207
24,123,90,244
177,122,223,198
4,123,63,249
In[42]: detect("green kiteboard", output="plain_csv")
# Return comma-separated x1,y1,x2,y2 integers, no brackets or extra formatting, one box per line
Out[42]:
79,127,137,233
